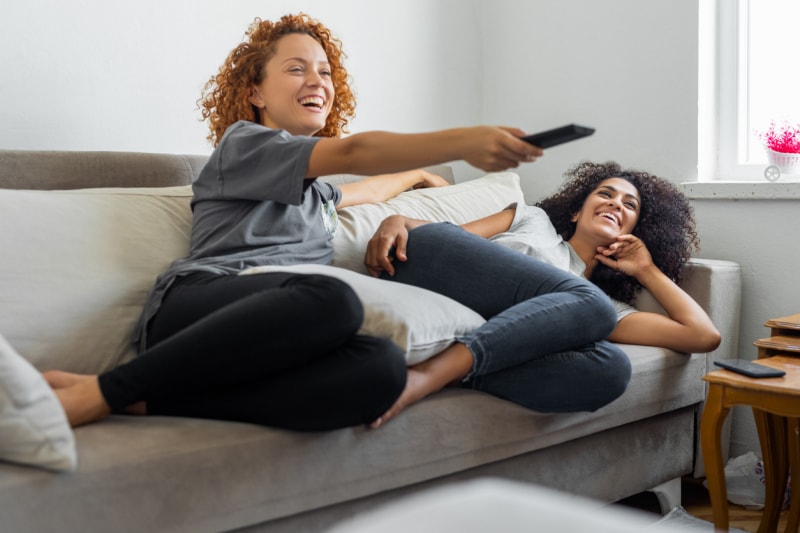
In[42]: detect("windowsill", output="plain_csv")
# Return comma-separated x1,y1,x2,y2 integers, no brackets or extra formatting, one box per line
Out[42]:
680,179,800,200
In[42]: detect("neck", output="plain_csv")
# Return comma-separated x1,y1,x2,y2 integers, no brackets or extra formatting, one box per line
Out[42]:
567,235,600,278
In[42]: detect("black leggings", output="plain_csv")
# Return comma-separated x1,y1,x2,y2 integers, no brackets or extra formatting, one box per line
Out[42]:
98,272,407,431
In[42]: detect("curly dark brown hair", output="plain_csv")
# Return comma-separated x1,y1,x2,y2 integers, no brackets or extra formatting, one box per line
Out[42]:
535,161,699,304
197,13,356,146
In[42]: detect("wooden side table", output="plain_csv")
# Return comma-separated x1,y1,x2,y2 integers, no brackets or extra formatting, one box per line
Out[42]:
701,355,800,532
755,313,800,359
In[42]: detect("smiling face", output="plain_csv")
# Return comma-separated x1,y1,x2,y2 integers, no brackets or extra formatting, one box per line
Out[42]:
248,32,334,136
571,177,641,244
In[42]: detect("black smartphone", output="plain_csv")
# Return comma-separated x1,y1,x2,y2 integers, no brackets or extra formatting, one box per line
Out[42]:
521,124,595,148
713,359,786,378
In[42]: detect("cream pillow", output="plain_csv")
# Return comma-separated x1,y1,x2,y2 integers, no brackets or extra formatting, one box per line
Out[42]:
333,172,525,274
240,264,485,365
0,186,193,374
0,333,76,471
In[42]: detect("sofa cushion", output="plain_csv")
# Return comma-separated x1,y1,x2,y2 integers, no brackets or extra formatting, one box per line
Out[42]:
0,185,193,373
240,264,485,365
333,172,525,274
0,332,76,471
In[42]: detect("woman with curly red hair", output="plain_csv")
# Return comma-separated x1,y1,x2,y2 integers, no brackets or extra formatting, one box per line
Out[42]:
365,161,720,427
43,13,543,431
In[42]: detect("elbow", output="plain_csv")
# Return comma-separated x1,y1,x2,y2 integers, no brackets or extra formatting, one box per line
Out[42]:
692,327,722,353
705,329,723,352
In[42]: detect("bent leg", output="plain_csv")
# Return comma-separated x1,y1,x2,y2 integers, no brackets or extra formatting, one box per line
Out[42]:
386,222,618,376
99,272,367,412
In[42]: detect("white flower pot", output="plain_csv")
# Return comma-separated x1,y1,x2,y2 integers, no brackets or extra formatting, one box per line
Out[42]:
766,149,800,175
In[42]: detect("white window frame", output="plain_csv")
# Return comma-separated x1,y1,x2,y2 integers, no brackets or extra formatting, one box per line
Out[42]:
698,0,756,182
698,0,800,184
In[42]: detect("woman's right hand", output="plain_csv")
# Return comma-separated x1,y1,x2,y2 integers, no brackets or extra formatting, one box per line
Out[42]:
365,215,409,278
461,126,544,172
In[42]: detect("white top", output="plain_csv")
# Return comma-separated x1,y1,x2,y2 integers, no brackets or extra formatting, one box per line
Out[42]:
489,203,637,321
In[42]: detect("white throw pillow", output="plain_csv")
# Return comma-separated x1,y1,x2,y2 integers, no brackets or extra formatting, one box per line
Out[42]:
0,333,77,471
0,186,193,374
240,264,485,365
333,172,525,274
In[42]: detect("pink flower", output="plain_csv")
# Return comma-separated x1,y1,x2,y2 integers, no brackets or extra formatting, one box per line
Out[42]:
757,121,800,154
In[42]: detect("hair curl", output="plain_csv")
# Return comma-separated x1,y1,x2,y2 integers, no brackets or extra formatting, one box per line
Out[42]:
197,13,356,146
535,161,699,304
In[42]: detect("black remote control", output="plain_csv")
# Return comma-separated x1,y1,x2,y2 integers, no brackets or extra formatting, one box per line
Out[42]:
521,124,595,148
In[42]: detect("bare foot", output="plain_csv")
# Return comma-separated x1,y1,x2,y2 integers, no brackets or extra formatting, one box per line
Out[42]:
369,368,436,429
44,370,147,419
369,343,474,429
43,370,93,389
51,376,112,428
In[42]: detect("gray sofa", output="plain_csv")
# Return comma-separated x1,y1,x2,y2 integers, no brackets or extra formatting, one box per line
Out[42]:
0,149,741,533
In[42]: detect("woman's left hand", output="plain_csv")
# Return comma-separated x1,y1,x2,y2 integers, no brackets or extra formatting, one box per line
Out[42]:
595,235,654,277
411,170,450,189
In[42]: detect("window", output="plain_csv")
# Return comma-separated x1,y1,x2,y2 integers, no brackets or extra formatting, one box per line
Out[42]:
701,0,800,181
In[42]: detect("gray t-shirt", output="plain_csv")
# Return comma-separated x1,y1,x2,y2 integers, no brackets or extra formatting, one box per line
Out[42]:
489,203,637,321
133,121,341,349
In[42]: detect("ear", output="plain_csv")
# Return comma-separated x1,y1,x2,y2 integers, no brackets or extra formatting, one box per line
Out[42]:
248,86,264,108
570,212,579,223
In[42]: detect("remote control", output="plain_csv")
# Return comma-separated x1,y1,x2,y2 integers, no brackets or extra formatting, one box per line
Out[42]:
521,124,595,148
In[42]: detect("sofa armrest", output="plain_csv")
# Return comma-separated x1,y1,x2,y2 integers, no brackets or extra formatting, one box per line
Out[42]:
633,257,742,478
632,258,742,368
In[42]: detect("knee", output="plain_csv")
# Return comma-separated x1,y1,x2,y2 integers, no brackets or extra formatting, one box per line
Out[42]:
292,274,364,333
579,283,619,338
587,343,632,410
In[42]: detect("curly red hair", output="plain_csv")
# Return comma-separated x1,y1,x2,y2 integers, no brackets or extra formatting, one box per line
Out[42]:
198,13,356,146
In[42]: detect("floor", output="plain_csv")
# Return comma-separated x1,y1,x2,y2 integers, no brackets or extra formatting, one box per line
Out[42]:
616,476,790,532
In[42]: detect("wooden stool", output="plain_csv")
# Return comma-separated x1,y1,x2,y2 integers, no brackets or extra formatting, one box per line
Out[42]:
701,355,800,532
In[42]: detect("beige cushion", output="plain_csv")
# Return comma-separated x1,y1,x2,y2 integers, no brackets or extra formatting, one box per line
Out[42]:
0,186,193,373
333,172,525,274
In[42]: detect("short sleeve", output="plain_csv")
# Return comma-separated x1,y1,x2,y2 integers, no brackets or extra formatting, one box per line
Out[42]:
194,121,321,205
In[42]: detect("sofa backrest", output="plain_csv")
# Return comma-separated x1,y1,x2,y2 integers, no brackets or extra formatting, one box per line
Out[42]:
0,150,455,190
0,150,208,190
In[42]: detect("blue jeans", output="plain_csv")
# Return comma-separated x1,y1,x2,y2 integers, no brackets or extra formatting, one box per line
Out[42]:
381,222,631,413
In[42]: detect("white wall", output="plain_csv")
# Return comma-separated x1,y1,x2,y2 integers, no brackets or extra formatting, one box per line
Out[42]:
3,0,796,460
468,0,699,200
0,0,479,154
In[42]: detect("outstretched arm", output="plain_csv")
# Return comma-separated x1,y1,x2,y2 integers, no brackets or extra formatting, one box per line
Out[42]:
337,169,449,208
597,235,721,353
308,126,543,178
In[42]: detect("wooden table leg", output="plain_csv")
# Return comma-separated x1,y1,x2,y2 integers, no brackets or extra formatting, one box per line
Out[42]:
756,410,788,533
702,384,730,531
786,417,800,533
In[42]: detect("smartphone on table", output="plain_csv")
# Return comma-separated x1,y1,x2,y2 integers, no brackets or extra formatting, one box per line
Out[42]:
713,359,786,378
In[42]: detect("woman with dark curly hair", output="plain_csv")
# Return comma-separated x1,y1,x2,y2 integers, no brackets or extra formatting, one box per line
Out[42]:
365,161,719,427
43,13,544,431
